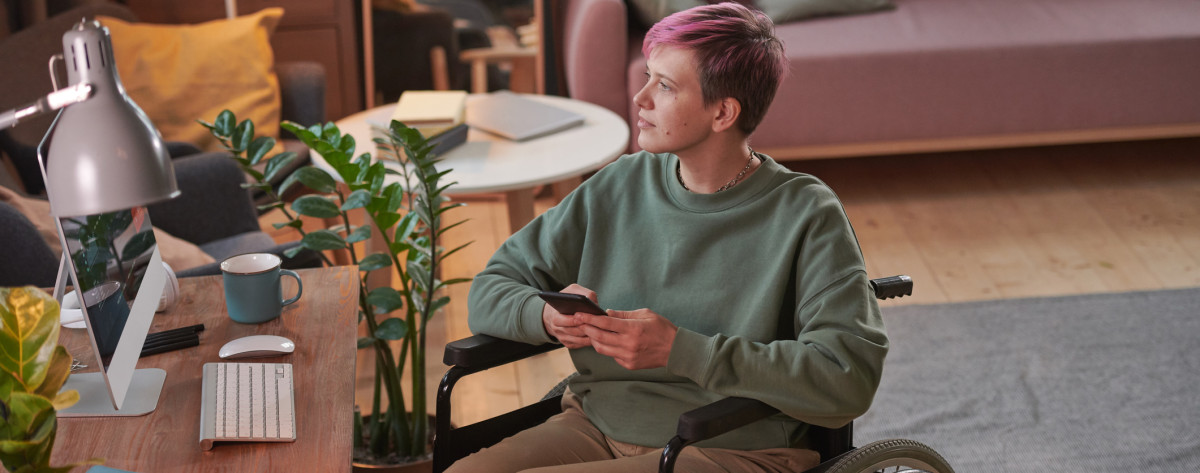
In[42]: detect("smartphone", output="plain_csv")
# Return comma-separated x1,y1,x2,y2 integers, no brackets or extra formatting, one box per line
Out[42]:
537,291,607,316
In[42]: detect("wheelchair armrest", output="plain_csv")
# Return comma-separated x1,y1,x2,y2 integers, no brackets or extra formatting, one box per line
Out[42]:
660,397,779,472
675,397,779,444
870,275,912,300
662,398,854,472
443,334,562,370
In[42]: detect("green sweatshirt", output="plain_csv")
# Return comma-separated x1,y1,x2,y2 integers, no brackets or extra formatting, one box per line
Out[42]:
467,151,888,450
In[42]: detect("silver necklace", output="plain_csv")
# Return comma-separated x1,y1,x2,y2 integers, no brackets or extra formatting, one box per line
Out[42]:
677,147,756,193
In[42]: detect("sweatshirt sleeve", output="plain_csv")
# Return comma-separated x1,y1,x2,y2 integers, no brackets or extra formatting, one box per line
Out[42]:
665,193,889,429
466,188,589,345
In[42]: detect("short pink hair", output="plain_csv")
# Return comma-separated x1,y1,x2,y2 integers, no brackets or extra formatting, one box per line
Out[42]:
643,2,787,135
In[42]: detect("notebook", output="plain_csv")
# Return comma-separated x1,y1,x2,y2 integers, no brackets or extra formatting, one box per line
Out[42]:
466,91,585,141
391,90,468,127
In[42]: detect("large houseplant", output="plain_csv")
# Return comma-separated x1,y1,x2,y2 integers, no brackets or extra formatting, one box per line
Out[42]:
201,111,470,468
0,286,98,473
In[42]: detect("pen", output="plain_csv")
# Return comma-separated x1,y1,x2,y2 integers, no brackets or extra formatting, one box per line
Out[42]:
140,336,200,358
146,324,204,343
142,331,199,350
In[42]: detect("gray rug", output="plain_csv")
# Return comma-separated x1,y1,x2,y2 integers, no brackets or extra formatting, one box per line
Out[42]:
855,288,1200,472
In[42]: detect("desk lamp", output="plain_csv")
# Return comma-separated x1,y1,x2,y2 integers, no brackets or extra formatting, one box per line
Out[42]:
35,19,180,416
40,19,179,217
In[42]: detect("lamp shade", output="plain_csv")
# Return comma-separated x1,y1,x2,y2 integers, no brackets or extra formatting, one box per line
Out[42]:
43,20,178,218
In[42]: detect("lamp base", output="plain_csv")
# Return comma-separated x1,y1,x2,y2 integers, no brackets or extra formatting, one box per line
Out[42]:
58,368,166,417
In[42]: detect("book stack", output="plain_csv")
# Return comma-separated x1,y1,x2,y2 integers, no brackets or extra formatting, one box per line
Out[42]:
370,90,469,159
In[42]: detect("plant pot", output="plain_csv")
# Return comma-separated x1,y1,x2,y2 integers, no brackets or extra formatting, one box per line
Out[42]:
352,455,432,473
351,412,438,473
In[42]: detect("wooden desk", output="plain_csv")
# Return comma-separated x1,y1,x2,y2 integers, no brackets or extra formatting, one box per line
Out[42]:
51,267,359,472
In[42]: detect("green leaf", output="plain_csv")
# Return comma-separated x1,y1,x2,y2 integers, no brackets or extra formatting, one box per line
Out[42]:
247,136,276,166
435,201,468,218
263,151,299,184
374,318,408,340
366,162,387,195
393,212,420,242
383,182,405,213
429,296,451,316
281,166,337,195
339,133,357,156
282,121,319,147
407,262,431,291
120,230,156,262
283,245,305,259
35,347,73,402
342,189,373,211
214,110,236,137
345,224,372,244
0,287,62,394
321,122,342,142
354,155,373,184
291,195,341,219
438,277,473,288
366,287,404,313
357,336,375,349
232,119,255,152
272,219,303,230
243,167,265,182
0,392,54,456
358,253,392,272
301,230,347,251
441,242,472,263
440,218,469,235
389,240,413,256
373,211,402,232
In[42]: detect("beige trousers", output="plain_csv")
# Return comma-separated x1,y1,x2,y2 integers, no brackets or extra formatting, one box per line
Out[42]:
445,392,819,473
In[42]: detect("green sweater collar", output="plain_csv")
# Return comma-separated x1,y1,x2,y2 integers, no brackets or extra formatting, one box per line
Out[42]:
663,151,780,213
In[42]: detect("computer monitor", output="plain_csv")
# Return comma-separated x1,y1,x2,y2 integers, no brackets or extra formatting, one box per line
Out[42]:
54,206,167,417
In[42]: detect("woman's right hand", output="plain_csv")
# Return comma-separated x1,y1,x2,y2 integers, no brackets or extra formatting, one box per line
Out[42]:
542,284,597,349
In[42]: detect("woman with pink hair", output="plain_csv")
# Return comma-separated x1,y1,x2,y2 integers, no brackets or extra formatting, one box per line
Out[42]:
457,3,888,472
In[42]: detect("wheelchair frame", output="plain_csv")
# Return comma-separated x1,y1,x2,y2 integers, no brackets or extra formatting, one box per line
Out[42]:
434,275,952,473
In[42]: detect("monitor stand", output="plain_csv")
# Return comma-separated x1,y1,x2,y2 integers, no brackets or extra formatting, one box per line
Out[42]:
58,368,166,417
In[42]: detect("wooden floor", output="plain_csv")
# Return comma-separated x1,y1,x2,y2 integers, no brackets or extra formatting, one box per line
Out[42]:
266,137,1200,428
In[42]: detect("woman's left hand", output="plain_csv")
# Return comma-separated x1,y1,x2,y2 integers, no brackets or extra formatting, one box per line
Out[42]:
578,309,678,370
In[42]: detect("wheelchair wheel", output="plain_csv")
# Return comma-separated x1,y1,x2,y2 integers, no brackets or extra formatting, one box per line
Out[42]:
824,439,953,473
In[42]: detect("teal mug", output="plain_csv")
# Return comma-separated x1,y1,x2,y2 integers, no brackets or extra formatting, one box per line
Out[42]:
220,253,303,324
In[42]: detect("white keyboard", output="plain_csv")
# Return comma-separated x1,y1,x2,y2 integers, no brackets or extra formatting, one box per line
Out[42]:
200,362,296,450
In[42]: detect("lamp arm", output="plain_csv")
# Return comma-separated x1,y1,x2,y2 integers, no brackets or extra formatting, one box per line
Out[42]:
0,83,93,130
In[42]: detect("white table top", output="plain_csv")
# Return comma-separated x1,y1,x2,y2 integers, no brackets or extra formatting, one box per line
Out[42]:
326,94,630,194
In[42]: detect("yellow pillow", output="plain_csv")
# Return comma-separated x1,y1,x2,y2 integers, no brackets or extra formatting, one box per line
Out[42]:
98,9,284,152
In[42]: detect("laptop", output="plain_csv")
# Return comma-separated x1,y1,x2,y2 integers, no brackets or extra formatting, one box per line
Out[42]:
466,91,585,141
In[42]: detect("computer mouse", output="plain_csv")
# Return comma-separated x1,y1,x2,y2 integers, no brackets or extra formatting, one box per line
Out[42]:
218,335,295,359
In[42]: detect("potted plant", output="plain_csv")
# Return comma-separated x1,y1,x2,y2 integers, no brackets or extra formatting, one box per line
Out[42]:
0,286,99,473
201,111,470,470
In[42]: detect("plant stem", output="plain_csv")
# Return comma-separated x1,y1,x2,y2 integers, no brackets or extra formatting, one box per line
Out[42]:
213,133,334,267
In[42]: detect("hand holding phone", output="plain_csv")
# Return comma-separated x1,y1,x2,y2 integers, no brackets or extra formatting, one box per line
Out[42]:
538,291,606,316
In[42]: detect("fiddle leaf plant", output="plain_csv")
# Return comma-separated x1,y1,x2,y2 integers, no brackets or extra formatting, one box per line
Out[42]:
0,286,99,473
200,111,471,465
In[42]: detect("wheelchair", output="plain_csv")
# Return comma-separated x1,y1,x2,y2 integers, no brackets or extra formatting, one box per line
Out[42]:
433,275,954,473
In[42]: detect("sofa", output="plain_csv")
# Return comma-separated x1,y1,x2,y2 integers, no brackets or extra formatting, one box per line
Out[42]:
554,0,1200,159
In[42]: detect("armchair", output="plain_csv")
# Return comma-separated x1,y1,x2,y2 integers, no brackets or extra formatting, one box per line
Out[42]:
434,276,954,473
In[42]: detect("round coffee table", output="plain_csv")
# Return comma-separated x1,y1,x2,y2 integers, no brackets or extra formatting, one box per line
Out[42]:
326,93,629,233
